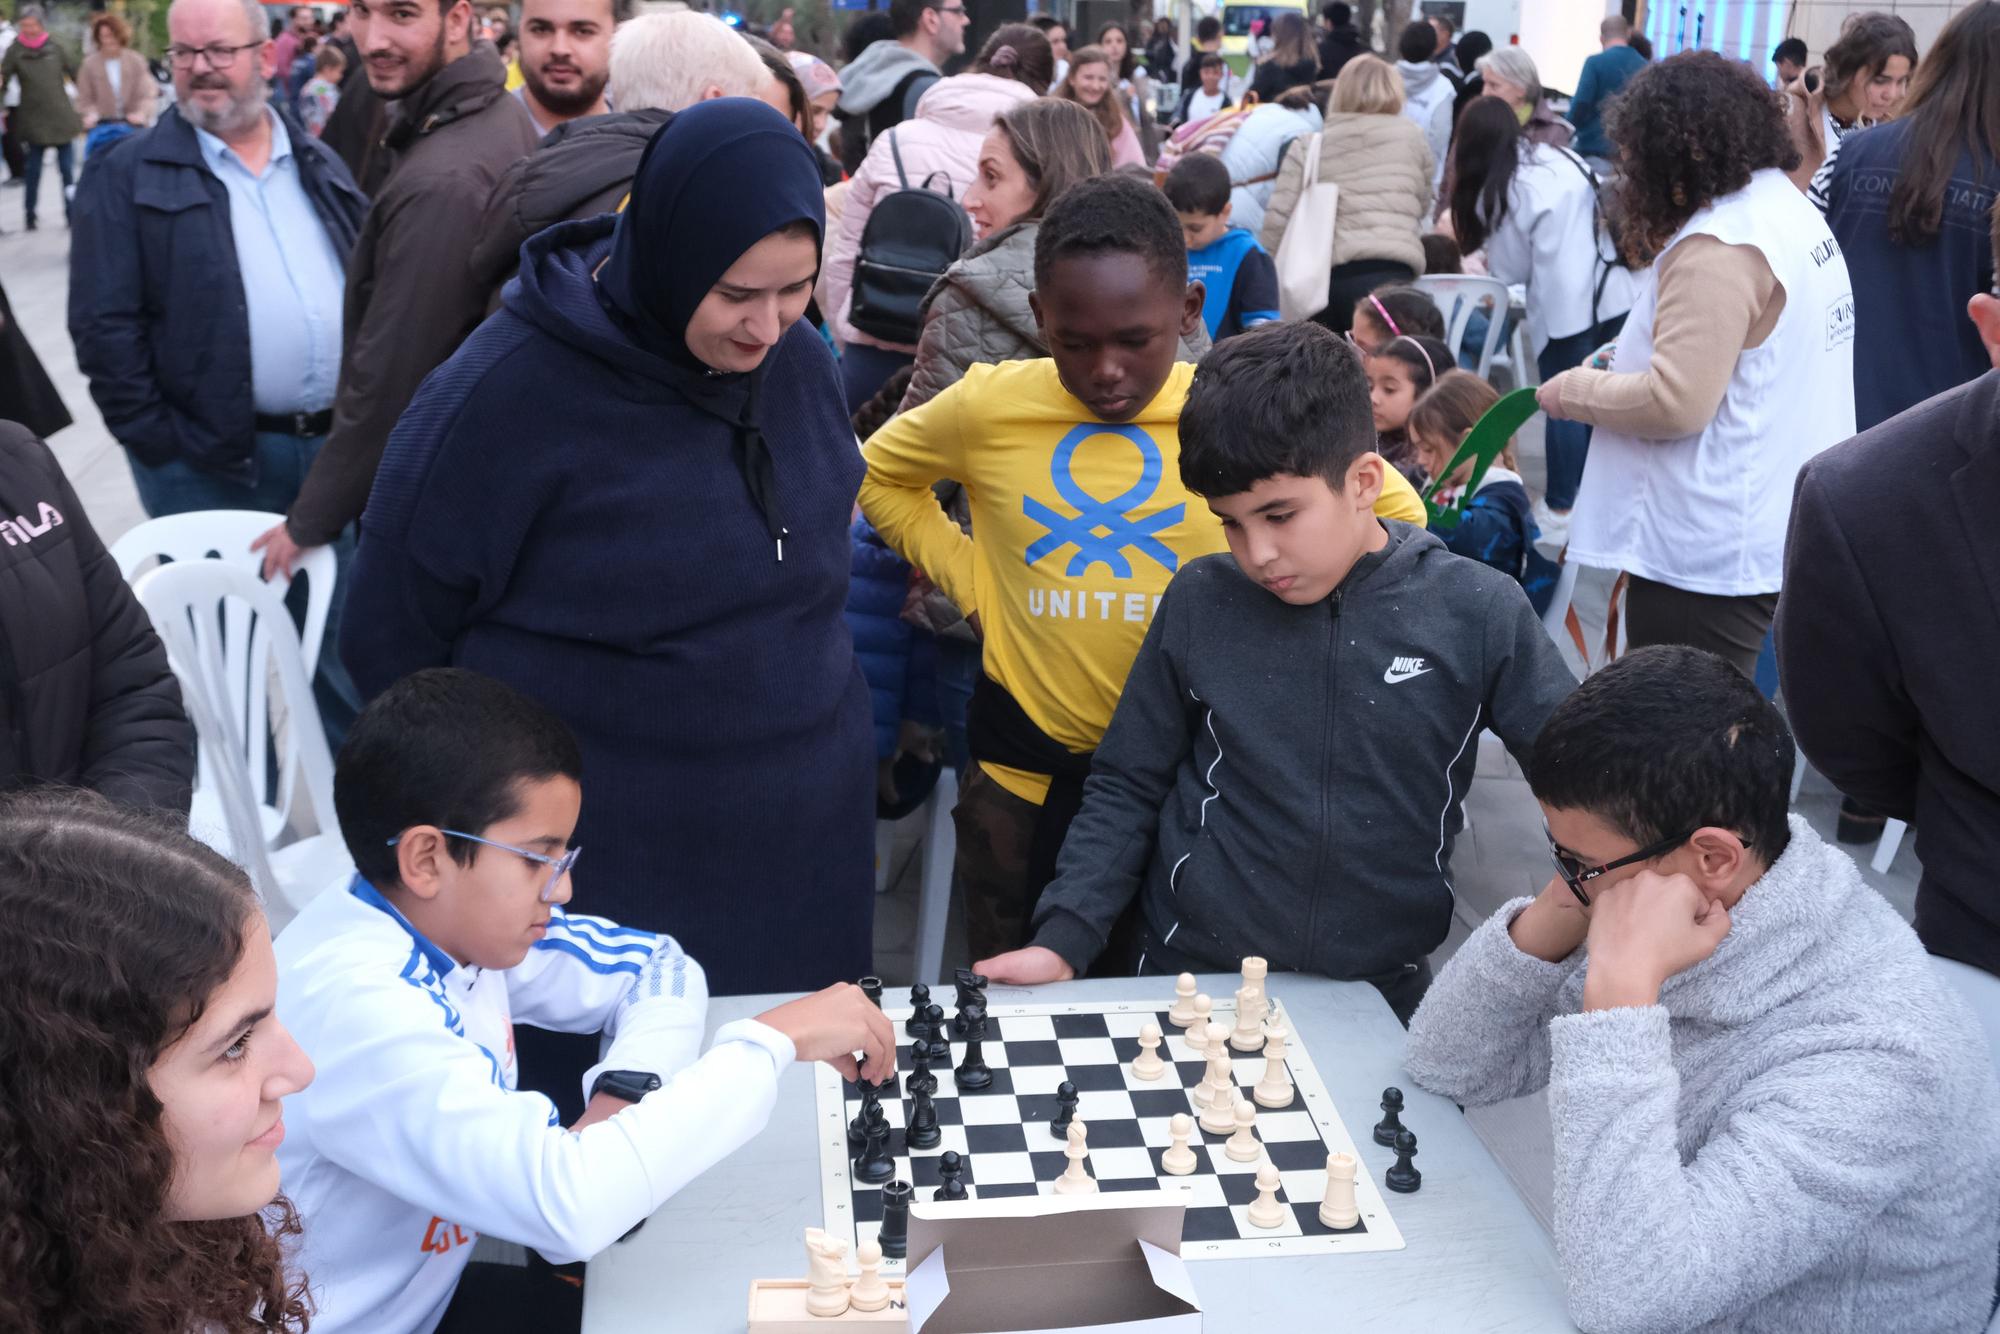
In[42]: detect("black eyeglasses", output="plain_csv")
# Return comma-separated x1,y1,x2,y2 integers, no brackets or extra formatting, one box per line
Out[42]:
1545,824,1705,907
167,39,265,69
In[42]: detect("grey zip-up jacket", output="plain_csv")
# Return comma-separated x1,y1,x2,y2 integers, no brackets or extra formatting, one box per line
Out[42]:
1029,522,1576,979
1406,819,2000,1334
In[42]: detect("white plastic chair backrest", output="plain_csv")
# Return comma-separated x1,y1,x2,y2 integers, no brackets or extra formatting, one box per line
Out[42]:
133,560,341,867
158,623,284,905
110,510,336,671
1413,274,1514,380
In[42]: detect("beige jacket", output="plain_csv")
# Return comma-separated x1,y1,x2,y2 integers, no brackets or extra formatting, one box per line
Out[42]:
76,49,156,128
1259,110,1433,274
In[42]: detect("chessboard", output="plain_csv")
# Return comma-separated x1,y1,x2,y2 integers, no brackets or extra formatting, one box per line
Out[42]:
814,993,1406,1269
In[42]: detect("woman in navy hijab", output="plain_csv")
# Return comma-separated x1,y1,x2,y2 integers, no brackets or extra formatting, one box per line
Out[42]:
343,100,875,1008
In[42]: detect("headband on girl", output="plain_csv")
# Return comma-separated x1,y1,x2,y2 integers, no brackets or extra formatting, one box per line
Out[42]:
1368,293,1403,339
1387,334,1438,383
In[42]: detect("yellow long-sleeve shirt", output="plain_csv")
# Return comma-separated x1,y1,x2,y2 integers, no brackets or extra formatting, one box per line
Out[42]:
859,358,1424,803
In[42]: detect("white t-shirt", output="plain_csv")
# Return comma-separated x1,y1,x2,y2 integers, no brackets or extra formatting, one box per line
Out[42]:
1182,87,1228,124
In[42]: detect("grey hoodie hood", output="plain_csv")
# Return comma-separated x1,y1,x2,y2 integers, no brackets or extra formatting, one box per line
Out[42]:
1395,58,1443,97
837,41,939,116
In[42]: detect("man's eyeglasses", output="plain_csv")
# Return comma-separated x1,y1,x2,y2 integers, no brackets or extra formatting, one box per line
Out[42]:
931,4,968,15
1545,824,1704,907
167,39,265,69
385,829,581,903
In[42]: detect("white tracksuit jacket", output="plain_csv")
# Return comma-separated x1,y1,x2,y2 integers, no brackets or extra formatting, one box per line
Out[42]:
274,877,795,1334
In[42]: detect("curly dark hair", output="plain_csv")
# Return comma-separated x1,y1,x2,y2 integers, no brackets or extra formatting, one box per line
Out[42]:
0,791,311,1333
1603,50,1801,266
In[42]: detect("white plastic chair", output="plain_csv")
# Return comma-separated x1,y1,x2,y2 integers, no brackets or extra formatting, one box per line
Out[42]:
1540,555,1581,648
134,560,352,919
1414,274,1515,381
1872,818,1910,874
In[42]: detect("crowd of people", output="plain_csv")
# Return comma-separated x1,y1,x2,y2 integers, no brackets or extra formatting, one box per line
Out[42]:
1,0,1999,1331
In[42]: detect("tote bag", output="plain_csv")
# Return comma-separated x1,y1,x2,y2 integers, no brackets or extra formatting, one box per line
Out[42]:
1274,132,1339,321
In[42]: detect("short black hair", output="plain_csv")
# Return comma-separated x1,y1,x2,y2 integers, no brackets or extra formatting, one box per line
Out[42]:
1179,321,1374,496
1199,51,1226,71
1030,13,1063,32
1530,645,1794,866
889,0,931,40
1772,36,1808,66
336,668,585,889
1321,2,1350,26
1195,15,1220,41
1163,152,1231,216
1034,172,1188,290
1397,19,1437,62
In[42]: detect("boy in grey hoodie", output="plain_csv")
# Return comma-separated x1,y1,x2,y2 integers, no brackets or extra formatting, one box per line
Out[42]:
1406,646,2000,1333
977,322,1576,1021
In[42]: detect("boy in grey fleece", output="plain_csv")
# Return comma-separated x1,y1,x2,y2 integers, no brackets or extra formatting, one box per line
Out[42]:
1406,646,2000,1334
977,322,1575,1019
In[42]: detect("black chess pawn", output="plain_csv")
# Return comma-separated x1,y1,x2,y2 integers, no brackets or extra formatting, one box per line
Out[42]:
855,1106,896,1184
877,1180,914,1260
1373,1086,1406,1148
1385,1129,1421,1194
849,1078,884,1153
932,1150,968,1202
954,1004,992,1091
905,1082,942,1151
860,976,884,1009
908,1039,937,1099
905,983,932,1038
1049,1080,1079,1138
923,1003,951,1063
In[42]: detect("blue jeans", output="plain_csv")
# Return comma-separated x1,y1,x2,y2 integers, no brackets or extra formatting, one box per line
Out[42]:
20,139,74,224
128,430,361,747
1537,317,1623,511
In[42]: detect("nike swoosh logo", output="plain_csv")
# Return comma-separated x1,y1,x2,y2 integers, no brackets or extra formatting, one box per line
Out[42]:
1383,665,1434,684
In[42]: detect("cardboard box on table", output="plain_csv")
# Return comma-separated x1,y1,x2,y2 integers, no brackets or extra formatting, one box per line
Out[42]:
903,1191,1202,1334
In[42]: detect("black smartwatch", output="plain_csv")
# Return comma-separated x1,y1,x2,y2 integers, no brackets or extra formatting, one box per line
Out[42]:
590,1069,663,1103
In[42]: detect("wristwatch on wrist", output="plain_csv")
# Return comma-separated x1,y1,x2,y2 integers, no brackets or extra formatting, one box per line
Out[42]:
590,1069,664,1104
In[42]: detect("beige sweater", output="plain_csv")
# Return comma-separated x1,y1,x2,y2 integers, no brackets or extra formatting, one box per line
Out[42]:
1553,234,1783,438
1259,110,1433,274
76,49,157,128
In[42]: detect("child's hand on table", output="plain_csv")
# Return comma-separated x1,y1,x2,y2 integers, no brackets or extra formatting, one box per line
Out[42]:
976,946,1076,985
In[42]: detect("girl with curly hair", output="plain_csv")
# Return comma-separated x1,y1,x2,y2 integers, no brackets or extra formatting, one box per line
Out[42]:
1537,50,1855,680
0,790,317,1333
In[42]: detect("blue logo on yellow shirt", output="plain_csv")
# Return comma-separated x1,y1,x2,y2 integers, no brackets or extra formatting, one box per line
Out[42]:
1023,424,1185,577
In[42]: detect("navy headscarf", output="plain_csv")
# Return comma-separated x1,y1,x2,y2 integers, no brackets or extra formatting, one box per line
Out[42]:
596,99,827,559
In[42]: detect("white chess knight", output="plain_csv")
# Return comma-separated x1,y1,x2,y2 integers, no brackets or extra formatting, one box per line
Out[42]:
1225,1097,1262,1162
1169,973,1199,1027
850,1238,891,1312
804,1227,850,1317
1254,1016,1295,1109
1247,1158,1287,1229
1132,1020,1166,1080
1162,1112,1198,1176
1054,1119,1098,1195
1320,1152,1360,1230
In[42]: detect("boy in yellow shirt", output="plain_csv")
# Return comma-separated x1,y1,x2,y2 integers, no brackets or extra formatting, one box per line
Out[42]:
858,175,1423,963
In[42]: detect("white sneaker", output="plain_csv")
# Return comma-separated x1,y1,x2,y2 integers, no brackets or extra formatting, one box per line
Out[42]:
1531,498,1571,551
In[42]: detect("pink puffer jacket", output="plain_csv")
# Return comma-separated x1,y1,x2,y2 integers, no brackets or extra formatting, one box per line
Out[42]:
819,72,1040,354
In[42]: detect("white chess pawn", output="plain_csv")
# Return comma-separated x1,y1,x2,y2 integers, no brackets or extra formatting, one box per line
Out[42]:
1183,994,1213,1050
1200,1078,1238,1135
1225,1097,1262,1162
1132,1021,1166,1080
1319,1152,1359,1230
1229,984,1266,1052
804,1227,851,1317
849,1239,891,1312
1162,1112,1198,1176
1053,1118,1098,1195
1168,973,1199,1028
1254,1017,1295,1109
1247,1158,1288,1229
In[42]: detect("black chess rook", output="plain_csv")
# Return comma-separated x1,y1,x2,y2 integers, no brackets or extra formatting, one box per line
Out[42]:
877,1180,913,1260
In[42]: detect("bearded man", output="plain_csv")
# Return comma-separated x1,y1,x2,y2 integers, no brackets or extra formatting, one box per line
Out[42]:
514,0,613,134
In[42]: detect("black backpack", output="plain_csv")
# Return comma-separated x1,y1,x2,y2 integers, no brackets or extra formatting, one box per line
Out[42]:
848,130,973,346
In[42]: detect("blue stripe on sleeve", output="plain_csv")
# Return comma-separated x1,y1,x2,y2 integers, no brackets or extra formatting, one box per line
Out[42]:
532,935,645,976
550,910,658,945
543,918,656,961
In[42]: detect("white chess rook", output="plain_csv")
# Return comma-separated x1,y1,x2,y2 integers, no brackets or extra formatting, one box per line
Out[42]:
1054,1119,1098,1195
1320,1152,1360,1230
1254,1017,1295,1109
1247,1159,1287,1229
1132,1020,1166,1080
1240,957,1268,1019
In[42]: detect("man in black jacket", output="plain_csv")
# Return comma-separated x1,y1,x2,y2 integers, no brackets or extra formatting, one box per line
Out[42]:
0,424,194,815
1316,2,1367,81
1777,203,2000,975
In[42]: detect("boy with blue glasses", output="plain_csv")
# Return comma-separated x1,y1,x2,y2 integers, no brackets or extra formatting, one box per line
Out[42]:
275,668,895,1333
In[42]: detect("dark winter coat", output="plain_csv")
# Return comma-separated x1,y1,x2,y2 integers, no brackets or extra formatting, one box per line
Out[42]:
1428,469,1558,614
341,215,874,994
1316,25,1366,80
0,423,193,813
68,104,366,481
1779,371,2000,977
286,45,539,546
470,107,673,305
0,277,71,440
0,35,81,145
